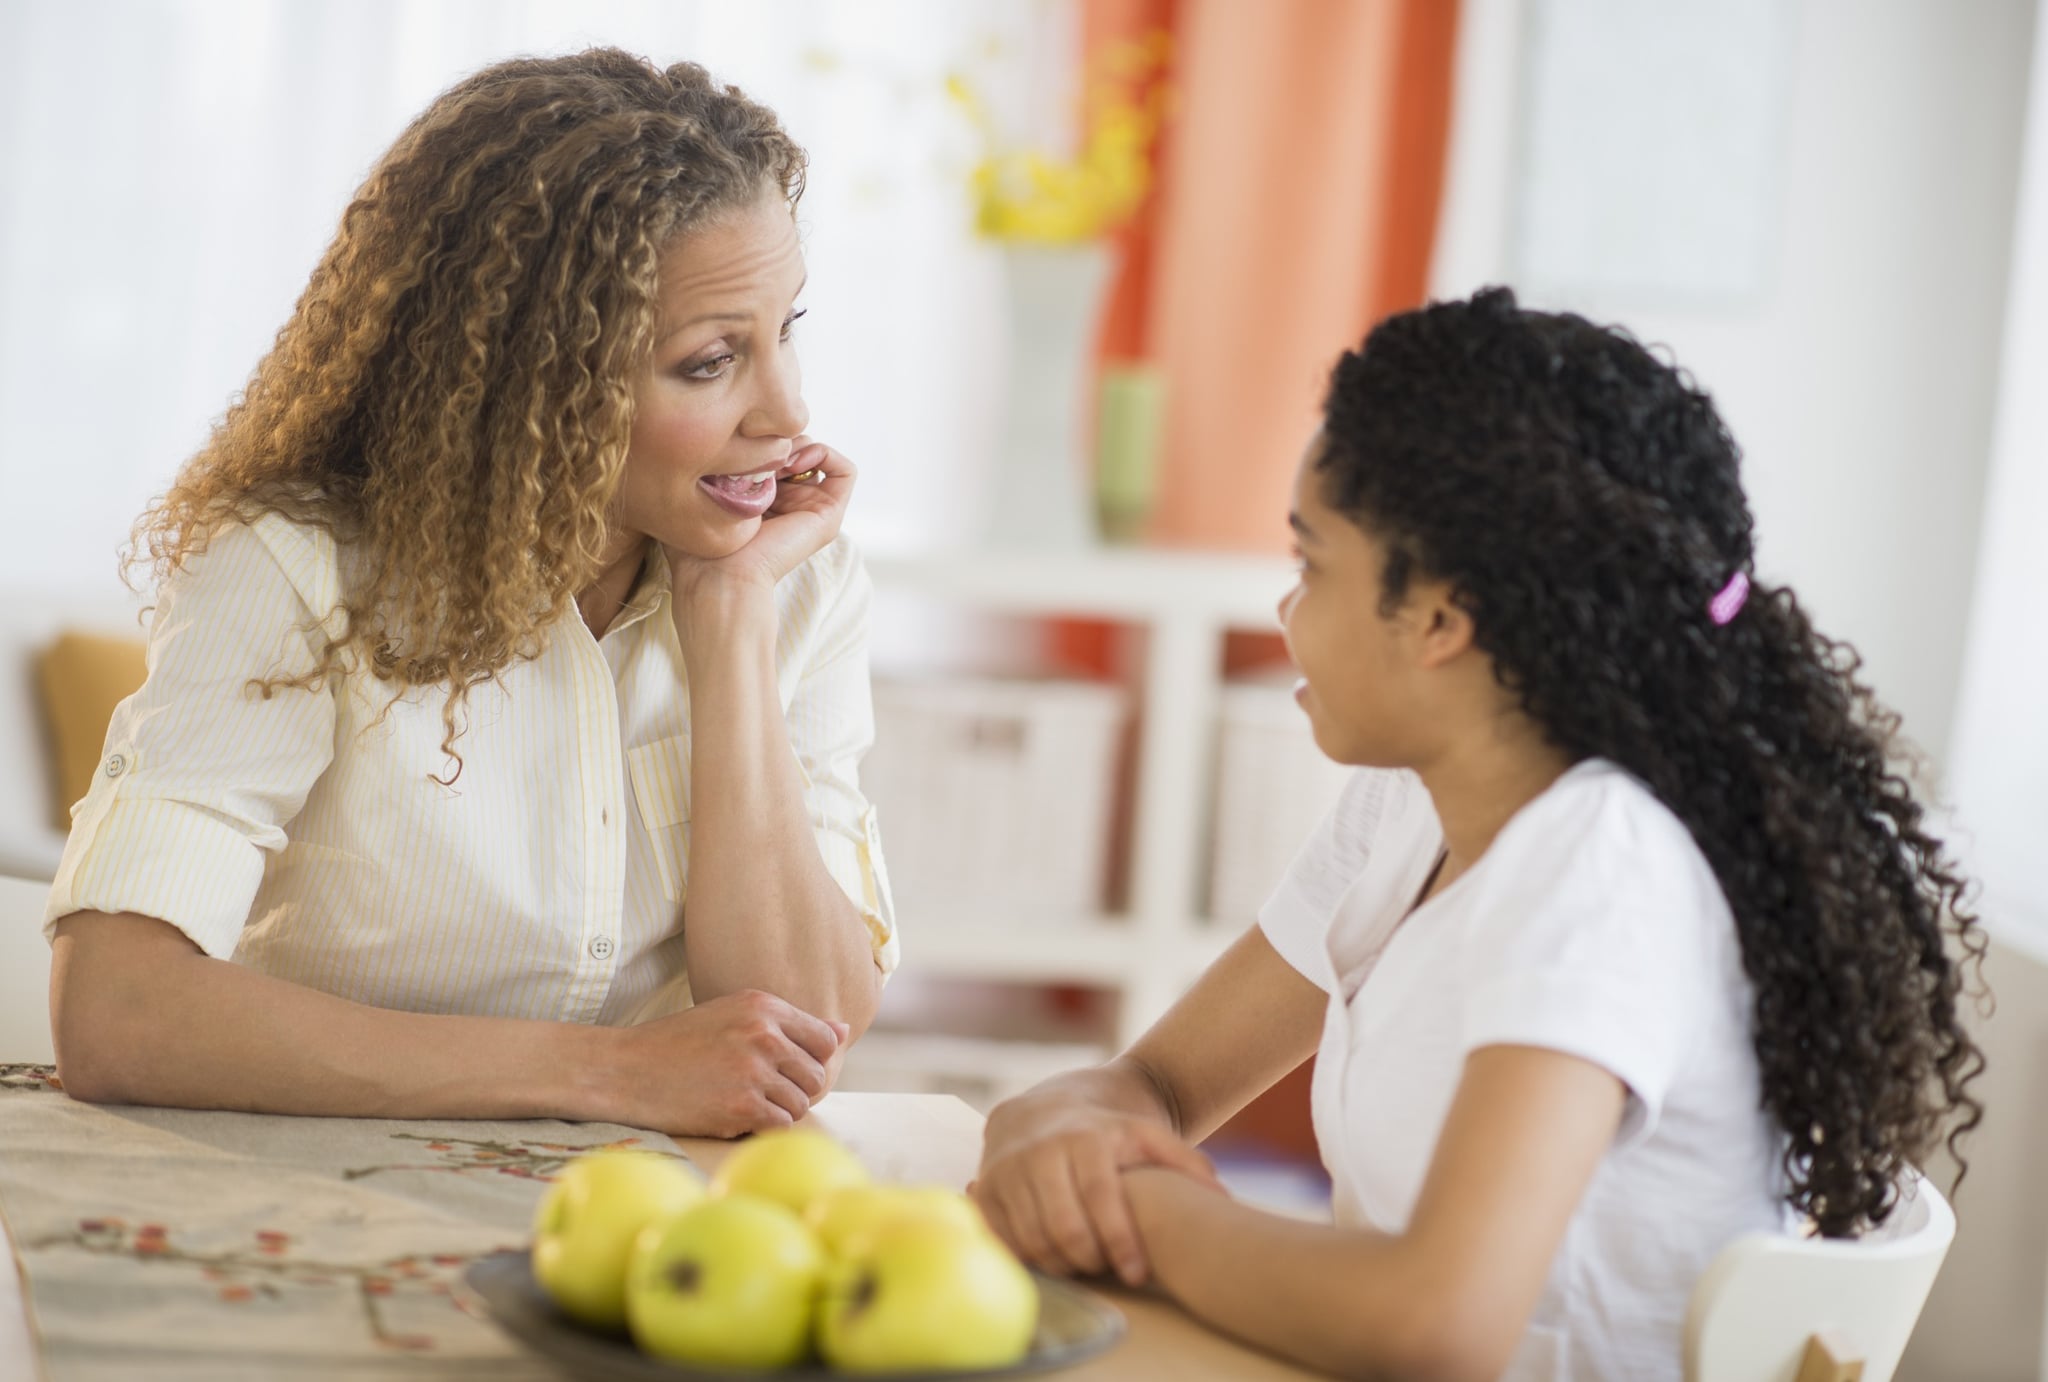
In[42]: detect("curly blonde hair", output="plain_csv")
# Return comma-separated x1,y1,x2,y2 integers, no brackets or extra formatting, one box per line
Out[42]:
131,49,806,761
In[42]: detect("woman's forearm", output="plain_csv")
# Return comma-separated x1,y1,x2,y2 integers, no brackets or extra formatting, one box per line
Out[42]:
49,912,621,1121
675,583,881,1032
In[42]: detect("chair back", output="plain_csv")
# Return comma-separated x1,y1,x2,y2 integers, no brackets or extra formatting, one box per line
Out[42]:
1685,1168,1955,1382
0,874,55,1064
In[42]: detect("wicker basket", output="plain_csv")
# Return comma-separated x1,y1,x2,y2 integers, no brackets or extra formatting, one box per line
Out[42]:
862,676,1127,922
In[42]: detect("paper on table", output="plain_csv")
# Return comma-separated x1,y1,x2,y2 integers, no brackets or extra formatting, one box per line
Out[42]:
0,1063,690,1381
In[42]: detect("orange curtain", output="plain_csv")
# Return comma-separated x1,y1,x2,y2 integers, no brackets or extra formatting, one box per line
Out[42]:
1078,0,1462,1160
1087,0,1462,553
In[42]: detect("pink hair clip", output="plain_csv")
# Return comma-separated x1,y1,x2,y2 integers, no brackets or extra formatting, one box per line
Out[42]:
1708,571,1750,626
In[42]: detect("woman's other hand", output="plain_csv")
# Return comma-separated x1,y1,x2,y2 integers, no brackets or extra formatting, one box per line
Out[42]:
614,988,849,1139
973,1083,1224,1285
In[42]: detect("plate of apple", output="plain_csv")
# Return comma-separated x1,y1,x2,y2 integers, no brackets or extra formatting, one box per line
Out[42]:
461,1129,1126,1378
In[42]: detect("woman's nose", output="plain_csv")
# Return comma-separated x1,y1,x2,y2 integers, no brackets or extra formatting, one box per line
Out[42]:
749,345,809,439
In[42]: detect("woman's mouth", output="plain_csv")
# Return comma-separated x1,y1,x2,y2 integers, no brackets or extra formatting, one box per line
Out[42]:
699,468,778,518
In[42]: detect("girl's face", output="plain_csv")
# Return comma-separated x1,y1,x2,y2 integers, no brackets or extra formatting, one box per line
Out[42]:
1278,439,1447,767
616,188,811,561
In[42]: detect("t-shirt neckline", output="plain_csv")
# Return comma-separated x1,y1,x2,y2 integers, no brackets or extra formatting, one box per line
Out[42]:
1400,756,1616,927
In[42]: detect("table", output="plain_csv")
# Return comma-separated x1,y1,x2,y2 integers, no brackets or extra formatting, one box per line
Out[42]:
0,1075,1321,1380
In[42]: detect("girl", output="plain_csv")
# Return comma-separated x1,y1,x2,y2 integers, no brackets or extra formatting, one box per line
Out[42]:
973,288,1984,1380
45,51,896,1138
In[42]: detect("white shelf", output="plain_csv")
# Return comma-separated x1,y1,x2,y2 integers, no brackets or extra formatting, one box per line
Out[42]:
868,546,1296,1045
901,915,1239,987
867,548,1297,628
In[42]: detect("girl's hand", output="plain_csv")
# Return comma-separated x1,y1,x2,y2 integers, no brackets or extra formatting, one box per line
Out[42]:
972,1087,1224,1285
668,437,854,605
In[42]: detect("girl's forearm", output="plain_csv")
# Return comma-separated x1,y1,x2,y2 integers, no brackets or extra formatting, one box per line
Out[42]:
675,585,881,1031
1123,1168,1467,1382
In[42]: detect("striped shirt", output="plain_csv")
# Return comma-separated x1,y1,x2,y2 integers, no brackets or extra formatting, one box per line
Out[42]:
44,513,898,1024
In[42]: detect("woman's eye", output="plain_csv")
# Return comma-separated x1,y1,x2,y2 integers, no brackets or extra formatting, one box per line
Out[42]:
683,352,736,380
780,308,808,342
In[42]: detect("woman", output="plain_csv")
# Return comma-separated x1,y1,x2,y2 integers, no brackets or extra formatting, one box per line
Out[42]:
972,288,1985,1379
45,51,896,1139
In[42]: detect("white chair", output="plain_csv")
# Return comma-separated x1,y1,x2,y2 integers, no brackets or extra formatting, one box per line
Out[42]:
0,873,54,1064
1685,1168,1956,1382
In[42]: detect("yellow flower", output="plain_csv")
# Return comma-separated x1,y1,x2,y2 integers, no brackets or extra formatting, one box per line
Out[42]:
952,34,1169,245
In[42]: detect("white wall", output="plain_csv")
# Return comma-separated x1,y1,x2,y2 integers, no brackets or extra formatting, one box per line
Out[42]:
1948,0,2048,962
0,0,1080,865
1436,5,2046,1376
0,1,1090,599
1432,0,2035,773
1917,1,2048,1375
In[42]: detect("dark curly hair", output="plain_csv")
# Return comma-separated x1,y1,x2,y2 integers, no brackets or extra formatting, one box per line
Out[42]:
1317,286,1986,1237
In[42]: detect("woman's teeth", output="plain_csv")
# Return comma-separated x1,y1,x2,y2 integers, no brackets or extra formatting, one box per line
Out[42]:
707,472,772,495
700,469,780,516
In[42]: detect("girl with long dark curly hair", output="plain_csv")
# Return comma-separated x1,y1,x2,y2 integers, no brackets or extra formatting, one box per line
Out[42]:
973,287,1985,1379
46,50,897,1142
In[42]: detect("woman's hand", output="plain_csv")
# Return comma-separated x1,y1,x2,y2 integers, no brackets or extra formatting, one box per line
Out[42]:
668,437,854,605
972,1085,1224,1285
612,988,849,1139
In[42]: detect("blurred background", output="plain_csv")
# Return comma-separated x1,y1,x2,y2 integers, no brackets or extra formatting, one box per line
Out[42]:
1,2,2044,1377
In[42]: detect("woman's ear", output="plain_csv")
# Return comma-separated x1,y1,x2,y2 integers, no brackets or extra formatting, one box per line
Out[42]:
1411,583,1476,669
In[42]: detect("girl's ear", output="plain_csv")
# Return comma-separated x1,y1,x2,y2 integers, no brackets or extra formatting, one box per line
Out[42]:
1411,582,1476,670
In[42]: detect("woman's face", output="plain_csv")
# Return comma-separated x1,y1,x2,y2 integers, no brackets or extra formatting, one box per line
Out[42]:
1278,439,1439,768
616,188,810,561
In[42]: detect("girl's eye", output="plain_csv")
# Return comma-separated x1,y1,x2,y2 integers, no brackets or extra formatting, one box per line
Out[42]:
683,352,736,380
780,308,808,342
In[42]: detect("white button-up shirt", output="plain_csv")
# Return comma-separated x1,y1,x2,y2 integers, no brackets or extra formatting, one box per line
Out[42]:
45,513,898,1024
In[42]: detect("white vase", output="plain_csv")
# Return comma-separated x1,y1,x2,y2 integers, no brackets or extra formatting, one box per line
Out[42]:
985,243,1114,550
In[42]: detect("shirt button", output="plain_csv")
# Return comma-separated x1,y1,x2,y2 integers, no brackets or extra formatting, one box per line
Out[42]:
588,936,615,961
601,807,611,826
104,754,126,779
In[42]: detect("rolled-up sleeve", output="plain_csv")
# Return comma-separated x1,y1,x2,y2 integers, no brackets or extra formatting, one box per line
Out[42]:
785,543,899,980
44,519,339,958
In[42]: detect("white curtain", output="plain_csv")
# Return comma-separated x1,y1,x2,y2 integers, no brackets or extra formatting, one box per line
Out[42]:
0,0,1079,600
1946,5,2048,961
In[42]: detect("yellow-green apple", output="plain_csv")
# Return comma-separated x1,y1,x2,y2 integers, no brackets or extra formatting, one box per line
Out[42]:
625,1197,827,1369
709,1128,868,1218
806,1184,989,1259
816,1216,1038,1372
529,1149,704,1329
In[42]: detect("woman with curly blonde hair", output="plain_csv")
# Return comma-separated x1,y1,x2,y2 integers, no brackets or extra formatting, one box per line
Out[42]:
43,49,897,1138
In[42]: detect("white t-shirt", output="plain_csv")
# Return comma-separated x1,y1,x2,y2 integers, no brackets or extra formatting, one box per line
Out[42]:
1259,759,1790,1382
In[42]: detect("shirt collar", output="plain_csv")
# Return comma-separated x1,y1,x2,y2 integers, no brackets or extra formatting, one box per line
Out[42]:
600,540,671,639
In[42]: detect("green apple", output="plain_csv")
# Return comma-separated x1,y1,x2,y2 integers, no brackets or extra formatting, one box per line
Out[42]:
625,1196,827,1369
816,1216,1039,1372
530,1149,705,1330
806,1183,989,1259
709,1127,869,1218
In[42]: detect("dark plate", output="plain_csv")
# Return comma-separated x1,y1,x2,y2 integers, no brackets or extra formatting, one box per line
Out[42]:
460,1249,1125,1380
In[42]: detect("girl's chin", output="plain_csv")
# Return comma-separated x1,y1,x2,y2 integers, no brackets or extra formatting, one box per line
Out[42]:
1296,690,1373,768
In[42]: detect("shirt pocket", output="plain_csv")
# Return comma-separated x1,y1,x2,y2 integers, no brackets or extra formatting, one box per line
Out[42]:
626,736,691,903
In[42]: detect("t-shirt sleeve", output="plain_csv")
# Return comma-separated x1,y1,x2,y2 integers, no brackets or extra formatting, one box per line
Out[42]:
1457,772,1718,1147
44,519,341,958
1258,768,1423,994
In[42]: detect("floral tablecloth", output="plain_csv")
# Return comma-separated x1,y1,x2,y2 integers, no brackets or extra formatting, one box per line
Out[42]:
0,1063,691,1380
